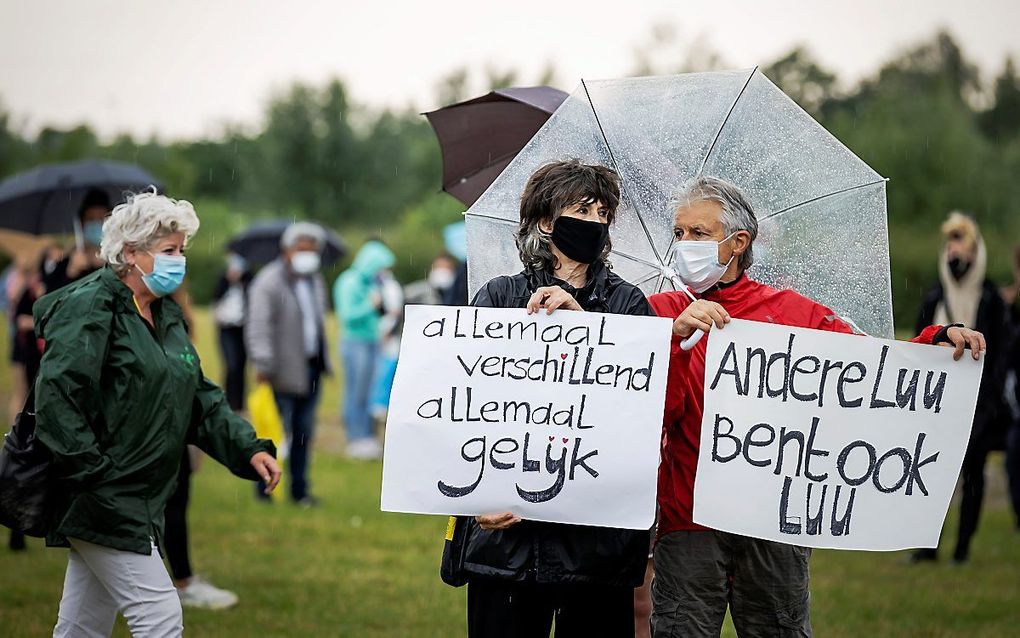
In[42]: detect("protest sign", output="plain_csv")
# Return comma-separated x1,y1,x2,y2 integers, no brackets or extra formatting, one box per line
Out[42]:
381,305,672,529
693,318,983,550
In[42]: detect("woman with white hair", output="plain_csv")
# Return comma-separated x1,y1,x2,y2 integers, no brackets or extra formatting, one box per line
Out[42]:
32,190,281,637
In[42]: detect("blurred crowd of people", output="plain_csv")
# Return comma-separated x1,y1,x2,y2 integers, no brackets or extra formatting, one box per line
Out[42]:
2,180,1017,637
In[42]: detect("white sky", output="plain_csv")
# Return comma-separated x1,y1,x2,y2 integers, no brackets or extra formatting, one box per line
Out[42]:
1,0,1017,140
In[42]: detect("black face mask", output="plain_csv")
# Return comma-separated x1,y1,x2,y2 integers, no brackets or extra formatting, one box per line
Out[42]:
948,256,971,281
550,216,609,265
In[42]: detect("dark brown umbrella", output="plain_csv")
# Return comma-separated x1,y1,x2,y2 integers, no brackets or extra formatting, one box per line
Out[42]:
425,86,568,207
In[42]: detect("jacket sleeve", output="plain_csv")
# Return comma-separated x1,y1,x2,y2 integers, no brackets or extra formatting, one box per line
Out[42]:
188,369,276,481
336,273,378,323
245,272,276,376
623,285,653,317
915,286,941,336
911,324,945,345
470,277,510,308
211,274,229,302
647,293,688,428
33,290,114,486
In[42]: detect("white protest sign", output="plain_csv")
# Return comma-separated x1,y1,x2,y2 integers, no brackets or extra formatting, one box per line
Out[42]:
381,305,672,529
693,319,983,551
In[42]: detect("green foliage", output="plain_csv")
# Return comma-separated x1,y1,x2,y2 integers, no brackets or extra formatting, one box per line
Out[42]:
762,47,837,118
2,31,1020,329
980,58,1020,141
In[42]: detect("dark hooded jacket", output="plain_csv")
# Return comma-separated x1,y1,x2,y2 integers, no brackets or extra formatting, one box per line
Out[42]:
448,261,653,587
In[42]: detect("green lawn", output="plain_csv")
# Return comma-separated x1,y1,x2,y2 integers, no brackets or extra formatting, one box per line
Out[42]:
2,310,1019,636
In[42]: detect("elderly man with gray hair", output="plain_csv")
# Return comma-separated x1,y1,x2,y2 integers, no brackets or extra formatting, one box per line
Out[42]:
246,221,331,506
646,176,986,637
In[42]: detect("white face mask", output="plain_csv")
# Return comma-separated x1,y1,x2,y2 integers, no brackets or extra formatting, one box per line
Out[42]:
290,251,321,275
671,233,735,293
428,267,455,291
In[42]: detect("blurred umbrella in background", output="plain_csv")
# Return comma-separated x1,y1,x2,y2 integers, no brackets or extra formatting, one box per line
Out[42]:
227,220,347,267
466,69,894,339
0,159,162,236
426,86,568,207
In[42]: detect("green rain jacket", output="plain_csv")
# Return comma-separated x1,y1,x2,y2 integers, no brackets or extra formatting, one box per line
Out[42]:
333,240,395,342
33,267,275,555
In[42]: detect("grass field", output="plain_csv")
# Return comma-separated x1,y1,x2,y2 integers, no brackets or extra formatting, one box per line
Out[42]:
2,310,1020,636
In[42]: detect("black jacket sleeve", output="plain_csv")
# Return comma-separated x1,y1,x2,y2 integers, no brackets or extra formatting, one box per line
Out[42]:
471,276,513,309
916,284,942,336
211,274,230,302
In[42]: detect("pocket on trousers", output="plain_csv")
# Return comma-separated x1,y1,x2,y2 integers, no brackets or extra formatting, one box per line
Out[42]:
649,576,684,638
776,595,811,638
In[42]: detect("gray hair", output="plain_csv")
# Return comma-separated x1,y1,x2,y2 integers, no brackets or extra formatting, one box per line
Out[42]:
100,189,200,275
670,176,758,270
281,222,326,251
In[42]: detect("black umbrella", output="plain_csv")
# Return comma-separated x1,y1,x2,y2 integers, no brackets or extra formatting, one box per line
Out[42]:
226,220,347,267
425,86,568,207
0,159,163,235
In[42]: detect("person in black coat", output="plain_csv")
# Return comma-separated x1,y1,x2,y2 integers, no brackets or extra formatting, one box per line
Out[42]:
211,253,254,411
442,160,652,638
1000,246,1020,532
912,212,1008,564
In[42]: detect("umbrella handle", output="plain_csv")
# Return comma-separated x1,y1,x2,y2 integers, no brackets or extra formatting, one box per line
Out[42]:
680,329,705,351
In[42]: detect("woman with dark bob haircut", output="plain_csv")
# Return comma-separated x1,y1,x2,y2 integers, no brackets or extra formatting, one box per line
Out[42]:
442,159,652,637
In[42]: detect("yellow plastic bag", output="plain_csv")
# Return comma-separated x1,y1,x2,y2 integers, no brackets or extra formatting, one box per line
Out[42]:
247,382,286,499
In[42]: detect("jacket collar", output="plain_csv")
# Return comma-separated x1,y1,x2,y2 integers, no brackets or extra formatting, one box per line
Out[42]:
526,261,612,310
702,271,754,303
99,266,135,302
99,265,183,323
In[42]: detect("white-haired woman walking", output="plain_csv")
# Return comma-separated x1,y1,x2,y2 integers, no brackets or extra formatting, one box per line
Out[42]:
33,190,280,637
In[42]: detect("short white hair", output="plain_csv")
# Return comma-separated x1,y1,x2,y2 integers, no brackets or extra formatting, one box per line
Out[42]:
670,176,758,270
281,221,326,251
100,189,200,274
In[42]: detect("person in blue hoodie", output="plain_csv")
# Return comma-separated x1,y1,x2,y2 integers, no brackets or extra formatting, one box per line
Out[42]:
334,240,395,460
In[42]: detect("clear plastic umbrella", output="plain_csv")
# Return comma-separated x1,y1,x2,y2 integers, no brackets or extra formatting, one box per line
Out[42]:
464,68,893,339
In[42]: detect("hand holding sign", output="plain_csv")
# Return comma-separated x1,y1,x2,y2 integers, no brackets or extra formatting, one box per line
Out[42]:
526,286,583,315
672,299,731,339
381,305,672,530
693,319,983,551
939,325,986,360
477,512,522,530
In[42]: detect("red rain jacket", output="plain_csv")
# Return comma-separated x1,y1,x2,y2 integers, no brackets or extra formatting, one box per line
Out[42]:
648,273,943,538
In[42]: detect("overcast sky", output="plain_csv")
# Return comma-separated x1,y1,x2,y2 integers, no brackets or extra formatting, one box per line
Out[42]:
2,0,1017,140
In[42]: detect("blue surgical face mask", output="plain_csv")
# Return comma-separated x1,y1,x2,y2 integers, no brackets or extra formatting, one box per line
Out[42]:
83,220,105,246
137,252,186,297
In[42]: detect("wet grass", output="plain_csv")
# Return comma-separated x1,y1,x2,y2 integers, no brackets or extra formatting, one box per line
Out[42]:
2,310,1020,636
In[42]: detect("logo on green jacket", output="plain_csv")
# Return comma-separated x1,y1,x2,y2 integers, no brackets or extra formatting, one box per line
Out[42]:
179,351,197,372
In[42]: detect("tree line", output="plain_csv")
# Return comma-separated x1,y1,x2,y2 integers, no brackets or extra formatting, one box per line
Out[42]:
1,30,1018,328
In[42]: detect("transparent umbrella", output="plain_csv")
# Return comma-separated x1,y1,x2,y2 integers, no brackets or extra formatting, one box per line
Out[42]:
464,68,893,339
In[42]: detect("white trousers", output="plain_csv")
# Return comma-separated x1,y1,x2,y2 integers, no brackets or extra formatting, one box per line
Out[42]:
53,537,183,638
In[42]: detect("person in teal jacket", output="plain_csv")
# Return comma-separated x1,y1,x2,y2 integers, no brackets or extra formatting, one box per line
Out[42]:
35,190,281,637
333,239,395,459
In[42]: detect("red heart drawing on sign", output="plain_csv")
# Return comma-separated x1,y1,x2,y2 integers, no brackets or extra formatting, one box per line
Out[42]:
560,353,568,360
548,436,555,442
562,438,568,444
